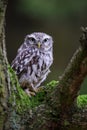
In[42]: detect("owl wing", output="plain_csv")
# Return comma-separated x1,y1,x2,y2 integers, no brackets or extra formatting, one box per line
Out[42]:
11,48,35,75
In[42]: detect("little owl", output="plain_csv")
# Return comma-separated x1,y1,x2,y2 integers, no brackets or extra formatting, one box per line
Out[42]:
11,32,53,96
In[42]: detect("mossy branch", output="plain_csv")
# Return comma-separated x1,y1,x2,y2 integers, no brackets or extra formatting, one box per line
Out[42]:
6,28,87,130
48,27,87,127
7,64,58,113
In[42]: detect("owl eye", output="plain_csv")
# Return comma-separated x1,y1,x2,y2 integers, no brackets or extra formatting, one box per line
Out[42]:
43,38,49,43
29,37,36,42
25,36,36,44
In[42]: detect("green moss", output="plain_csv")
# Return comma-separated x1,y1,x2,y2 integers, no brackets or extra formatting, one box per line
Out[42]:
46,80,59,88
0,63,6,97
0,84,4,95
64,120,70,126
29,80,59,107
77,94,87,108
0,114,5,129
8,65,58,113
8,65,31,113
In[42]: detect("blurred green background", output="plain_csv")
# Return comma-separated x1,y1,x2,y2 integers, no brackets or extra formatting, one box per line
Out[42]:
6,0,87,94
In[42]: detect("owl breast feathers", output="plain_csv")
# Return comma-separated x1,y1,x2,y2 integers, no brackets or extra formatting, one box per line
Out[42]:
11,32,53,96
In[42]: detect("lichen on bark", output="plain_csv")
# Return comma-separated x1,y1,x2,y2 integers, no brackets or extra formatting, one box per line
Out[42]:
0,1,10,130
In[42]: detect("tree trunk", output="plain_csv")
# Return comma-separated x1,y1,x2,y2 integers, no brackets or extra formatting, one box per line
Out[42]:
1,0,87,130
0,0,11,130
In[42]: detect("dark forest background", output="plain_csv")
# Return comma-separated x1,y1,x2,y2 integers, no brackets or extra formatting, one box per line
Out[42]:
6,0,87,94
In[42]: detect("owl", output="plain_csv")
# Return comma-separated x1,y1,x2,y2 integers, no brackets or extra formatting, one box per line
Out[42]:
11,32,53,96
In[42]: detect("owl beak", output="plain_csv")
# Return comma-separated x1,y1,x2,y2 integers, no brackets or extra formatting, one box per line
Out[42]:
37,42,41,48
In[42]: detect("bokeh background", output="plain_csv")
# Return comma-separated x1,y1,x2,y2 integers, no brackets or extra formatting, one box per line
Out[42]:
6,0,87,94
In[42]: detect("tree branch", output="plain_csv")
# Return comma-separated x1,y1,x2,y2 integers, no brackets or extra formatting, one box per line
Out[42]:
5,28,87,130
51,27,87,126
1,0,87,129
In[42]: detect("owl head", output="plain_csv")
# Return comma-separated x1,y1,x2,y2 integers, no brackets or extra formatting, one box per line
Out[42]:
24,32,53,52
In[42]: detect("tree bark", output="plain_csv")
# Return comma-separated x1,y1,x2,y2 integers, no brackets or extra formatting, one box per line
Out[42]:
1,0,87,130
0,0,11,130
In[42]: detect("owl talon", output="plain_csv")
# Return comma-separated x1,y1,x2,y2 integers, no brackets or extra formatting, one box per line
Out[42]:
25,89,31,97
25,88,36,97
30,91,36,96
